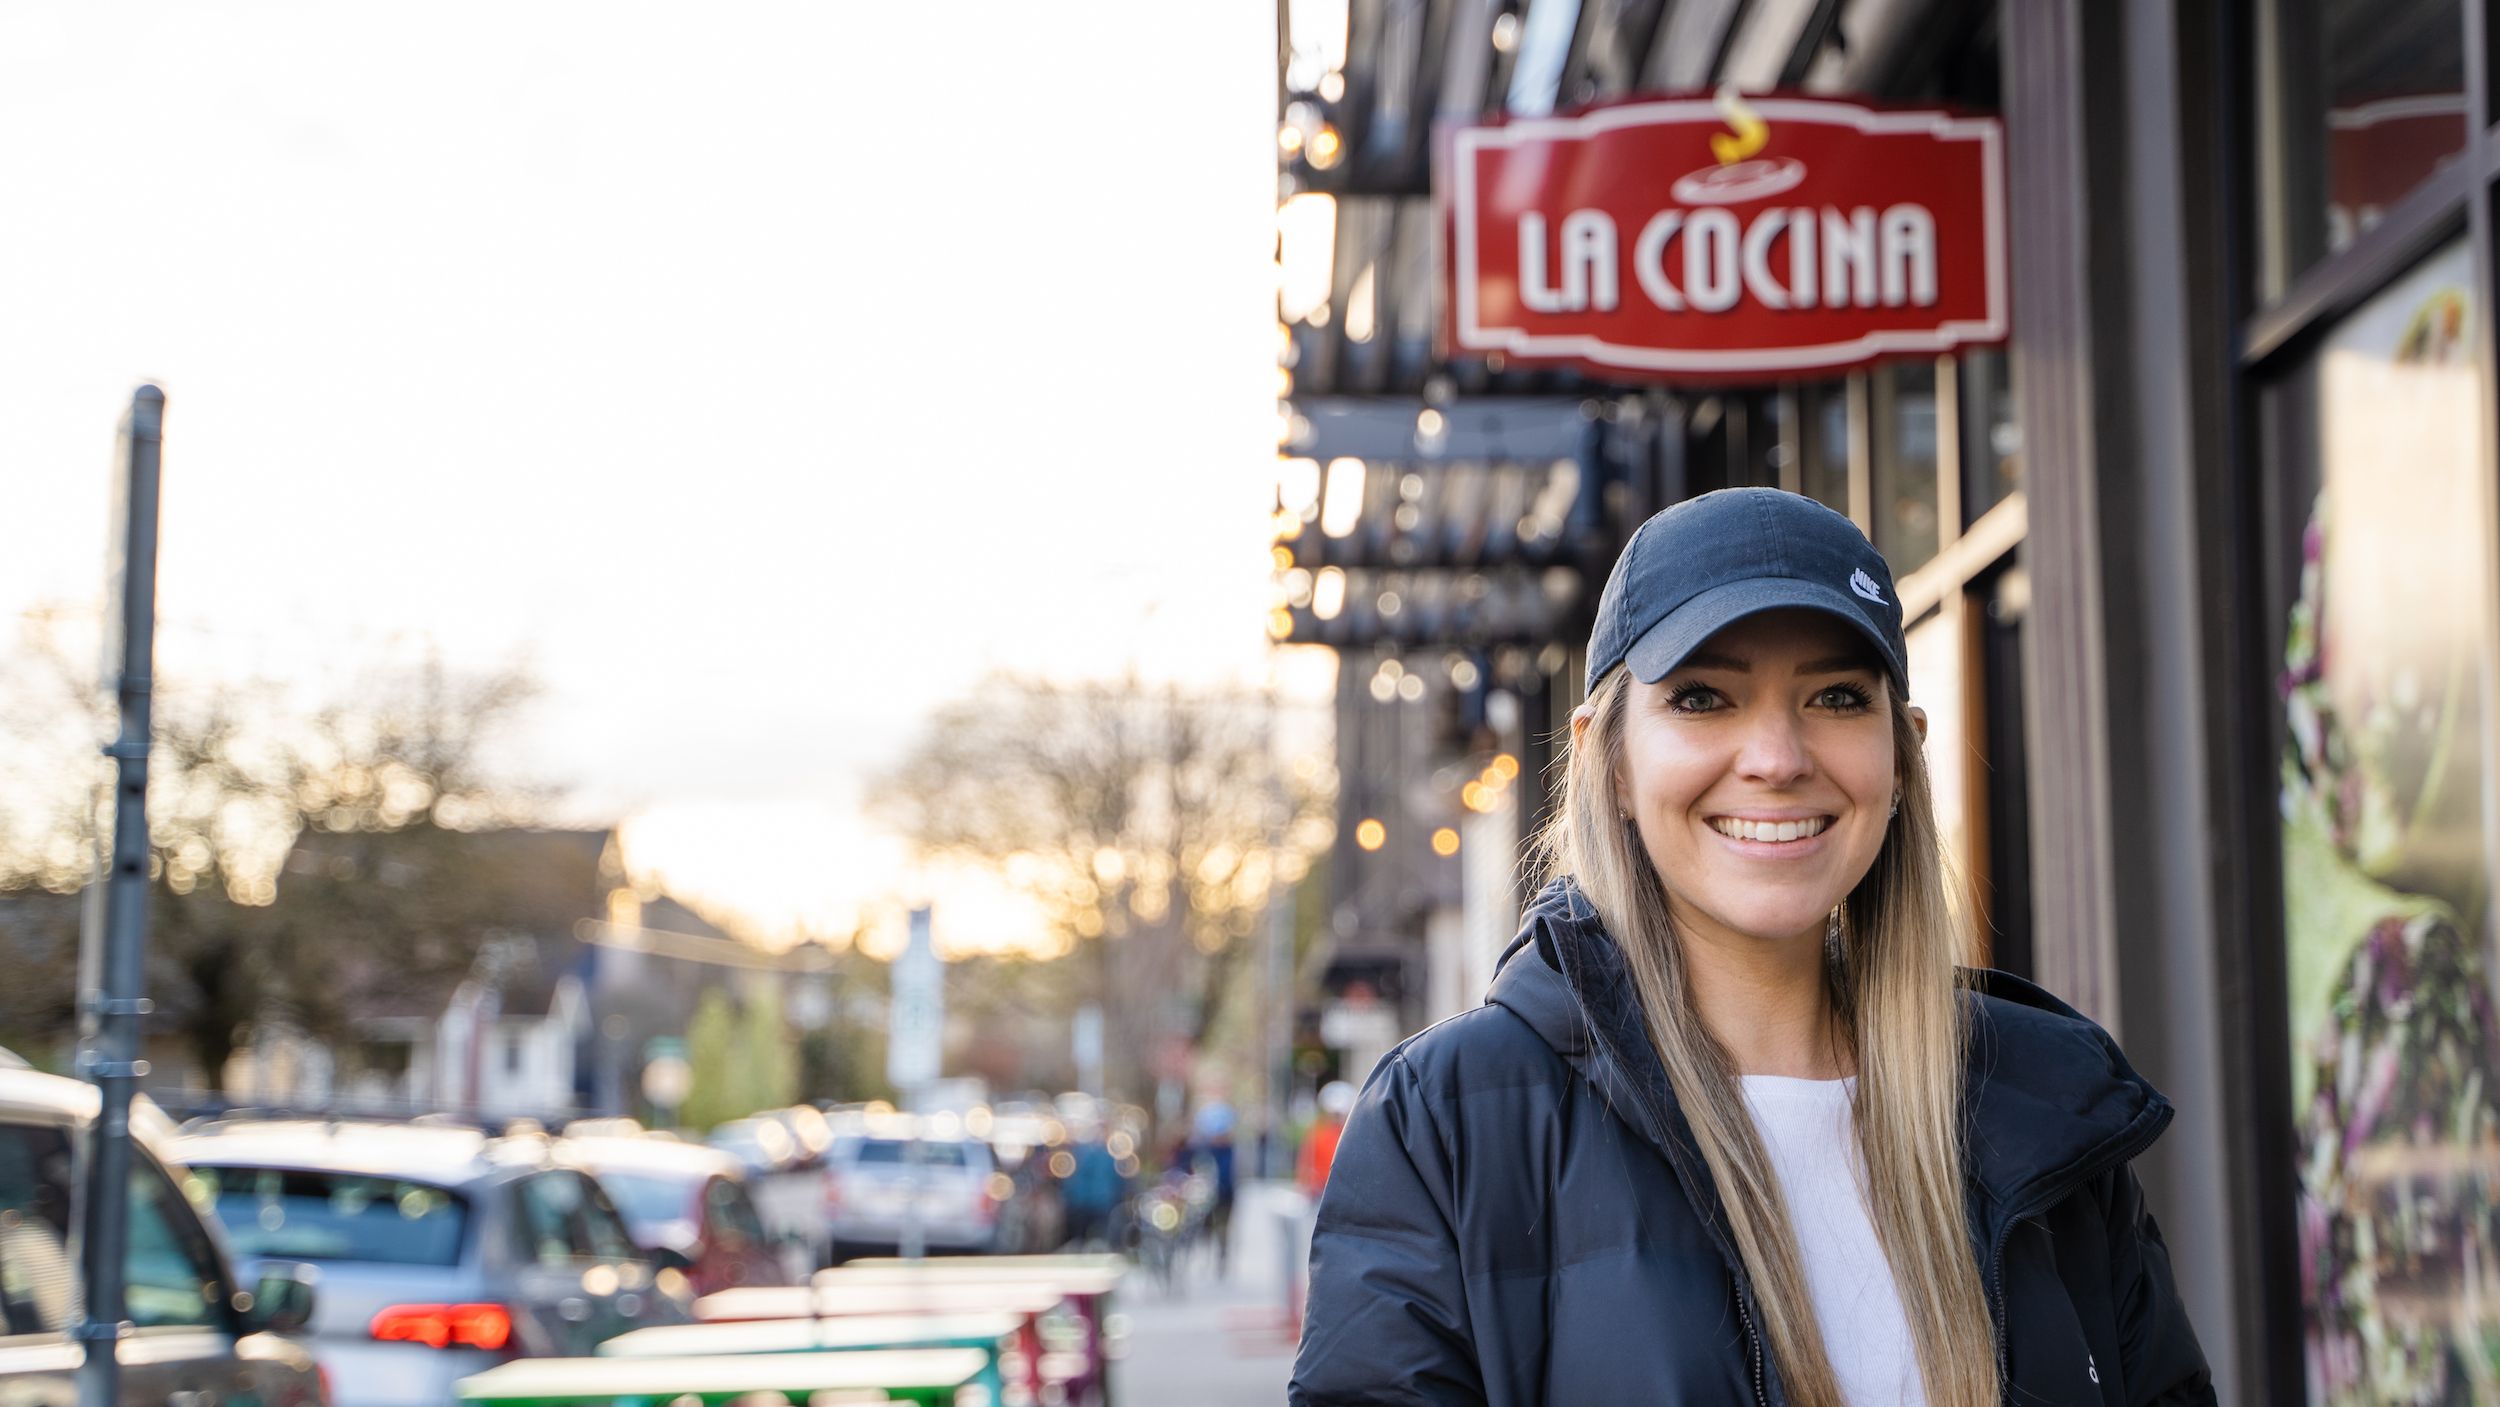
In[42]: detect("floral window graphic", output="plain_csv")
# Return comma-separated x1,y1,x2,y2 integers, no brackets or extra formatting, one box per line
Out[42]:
2281,243,2498,1405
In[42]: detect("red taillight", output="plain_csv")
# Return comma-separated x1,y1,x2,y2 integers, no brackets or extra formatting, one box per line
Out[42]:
369,1302,513,1351
823,1174,842,1212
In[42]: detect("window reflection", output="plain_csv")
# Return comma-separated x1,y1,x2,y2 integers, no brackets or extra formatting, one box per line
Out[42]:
1959,350,2020,525
1740,394,1784,491
1905,608,1971,930
2326,93,2466,251
1798,381,1852,519
2266,0,2466,288
1872,361,1940,572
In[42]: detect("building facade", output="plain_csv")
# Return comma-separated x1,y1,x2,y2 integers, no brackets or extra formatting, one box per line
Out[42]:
1272,1,2500,1401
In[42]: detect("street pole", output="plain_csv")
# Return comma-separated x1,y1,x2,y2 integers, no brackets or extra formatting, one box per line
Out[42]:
1265,884,1293,1180
1262,710,1295,1182
899,1097,926,1262
889,906,941,1262
77,386,165,1407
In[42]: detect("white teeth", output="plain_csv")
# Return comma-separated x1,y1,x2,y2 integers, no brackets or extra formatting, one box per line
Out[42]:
1710,816,1829,843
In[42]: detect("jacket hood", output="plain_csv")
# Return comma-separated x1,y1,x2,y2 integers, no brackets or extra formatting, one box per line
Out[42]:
1487,877,2173,1226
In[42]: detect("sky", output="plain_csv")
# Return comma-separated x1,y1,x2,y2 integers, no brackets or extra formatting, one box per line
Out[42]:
0,4,1313,954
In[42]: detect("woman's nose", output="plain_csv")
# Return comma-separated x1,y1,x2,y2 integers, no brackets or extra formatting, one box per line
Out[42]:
1732,711,1813,784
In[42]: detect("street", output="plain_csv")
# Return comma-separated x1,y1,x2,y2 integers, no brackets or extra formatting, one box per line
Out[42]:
1114,1180,1306,1405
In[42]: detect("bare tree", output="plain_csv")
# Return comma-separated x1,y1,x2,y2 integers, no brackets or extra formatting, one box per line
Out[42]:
873,674,1332,1106
0,614,553,1083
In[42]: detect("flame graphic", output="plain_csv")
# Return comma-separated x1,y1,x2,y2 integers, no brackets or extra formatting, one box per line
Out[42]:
1710,84,1767,165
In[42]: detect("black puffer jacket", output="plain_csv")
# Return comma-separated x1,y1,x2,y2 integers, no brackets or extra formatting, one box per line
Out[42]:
1290,879,2214,1406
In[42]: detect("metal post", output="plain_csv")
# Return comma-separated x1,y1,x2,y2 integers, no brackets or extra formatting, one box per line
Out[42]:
898,1099,926,1262
77,386,165,1407
1257,697,1297,1184
1264,882,1292,1180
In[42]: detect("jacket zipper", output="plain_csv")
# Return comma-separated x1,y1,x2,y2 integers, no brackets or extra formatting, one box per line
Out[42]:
1733,1283,1769,1407
1989,1226,2011,1406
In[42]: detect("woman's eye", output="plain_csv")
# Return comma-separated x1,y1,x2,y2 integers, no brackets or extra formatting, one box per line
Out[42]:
1664,684,1722,713
1816,684,1874,711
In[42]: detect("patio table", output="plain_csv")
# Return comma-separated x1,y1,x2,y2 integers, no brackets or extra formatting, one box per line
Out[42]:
596,1309,1025,1402
453,1345,987,1407
819,1257,1128,1407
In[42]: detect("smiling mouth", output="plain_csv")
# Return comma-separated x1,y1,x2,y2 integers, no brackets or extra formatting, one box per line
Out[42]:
1707,816,1833,844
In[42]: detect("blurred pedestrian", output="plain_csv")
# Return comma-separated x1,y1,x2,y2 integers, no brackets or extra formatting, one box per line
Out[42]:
1294,1081,1354,1198
1059,1128,1125,1251
1189,1097,1238,1277
1292,490,2212,1406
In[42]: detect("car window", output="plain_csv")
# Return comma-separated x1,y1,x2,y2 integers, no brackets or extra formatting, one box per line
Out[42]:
593,1171,693,1226
574,1175,638,1260
0,1122,78,1335
704,1178,767,1245
853,1139,968,1168
124,1159,224,1329
190,1166,468,1267
512,1173,585,1266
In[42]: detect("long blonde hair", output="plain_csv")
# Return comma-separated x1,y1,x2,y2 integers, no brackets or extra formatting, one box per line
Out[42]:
1536,667,1995,1407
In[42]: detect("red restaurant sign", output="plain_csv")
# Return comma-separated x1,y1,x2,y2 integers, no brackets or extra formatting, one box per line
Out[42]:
1441,92,2007,380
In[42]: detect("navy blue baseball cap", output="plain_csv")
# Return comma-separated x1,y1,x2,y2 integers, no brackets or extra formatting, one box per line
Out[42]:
1585,488,1907,695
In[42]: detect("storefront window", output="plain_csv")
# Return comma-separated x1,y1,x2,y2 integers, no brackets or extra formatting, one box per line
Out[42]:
1689,393,1790,495
2272,242,2496,1406
1741,392,1785,492
1872,360,1941,573
1977,565,2030,977
1957,349,2020,525
1905,606,1972,935
1797,381,1852,520
2262,0,2468,293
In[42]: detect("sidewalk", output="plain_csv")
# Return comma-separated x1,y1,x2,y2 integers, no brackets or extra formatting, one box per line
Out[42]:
1111,1180,1308,1404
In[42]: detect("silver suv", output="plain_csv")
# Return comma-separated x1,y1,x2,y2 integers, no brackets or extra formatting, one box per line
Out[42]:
174,1119,685,1407
822,1129,1002,1263
0,1070,325,1404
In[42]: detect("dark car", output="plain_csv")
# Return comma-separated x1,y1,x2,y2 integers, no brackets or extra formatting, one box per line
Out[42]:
563,1135,792,1296
174,1118,683,1407
0,1070,326,1405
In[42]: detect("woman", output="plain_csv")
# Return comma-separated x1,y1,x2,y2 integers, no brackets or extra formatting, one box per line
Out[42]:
1289,489,2211,1406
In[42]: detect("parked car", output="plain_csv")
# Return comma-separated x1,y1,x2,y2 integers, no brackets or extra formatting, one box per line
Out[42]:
703,1116,796,1177
558,1117,650,1141
173,1118,685,1407
562,1135,792,1296
822,1127,1004,1263
0,1070,326,1404
759,1105,833,1169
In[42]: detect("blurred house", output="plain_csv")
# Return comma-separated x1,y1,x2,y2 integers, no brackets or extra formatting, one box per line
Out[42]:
218,828,829,1122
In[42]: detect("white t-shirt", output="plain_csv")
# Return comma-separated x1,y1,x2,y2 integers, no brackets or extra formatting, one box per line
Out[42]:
1739,1074,1928,1407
